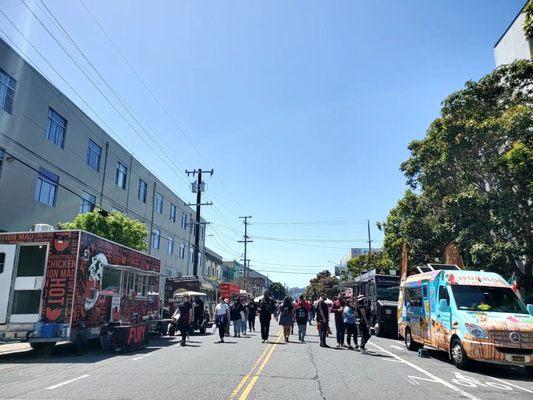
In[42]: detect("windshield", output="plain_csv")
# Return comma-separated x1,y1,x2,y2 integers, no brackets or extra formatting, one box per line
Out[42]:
377,285,399,301
451,285,528,314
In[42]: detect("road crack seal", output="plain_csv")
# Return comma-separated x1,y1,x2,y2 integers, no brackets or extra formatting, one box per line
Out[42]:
306,345,326,400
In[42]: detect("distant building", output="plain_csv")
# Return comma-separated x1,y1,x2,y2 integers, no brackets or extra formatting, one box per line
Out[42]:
204,247,223,280
494,5,532,66
339,248,382,267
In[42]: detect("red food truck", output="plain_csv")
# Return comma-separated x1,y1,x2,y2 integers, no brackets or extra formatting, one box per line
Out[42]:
0,230,160,350
219,282,240,300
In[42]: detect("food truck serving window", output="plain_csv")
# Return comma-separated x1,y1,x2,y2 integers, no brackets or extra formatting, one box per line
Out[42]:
126,272,149,297
439,286,450,306
102,267,122,295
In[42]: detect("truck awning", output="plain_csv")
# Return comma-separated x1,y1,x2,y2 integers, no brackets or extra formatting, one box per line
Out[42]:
104,263,160,276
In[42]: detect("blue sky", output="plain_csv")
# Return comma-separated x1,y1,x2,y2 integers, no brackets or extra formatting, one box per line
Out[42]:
0,0,526,287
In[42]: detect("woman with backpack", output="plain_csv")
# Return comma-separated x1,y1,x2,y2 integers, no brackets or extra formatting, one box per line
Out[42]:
278,296,294,342
295,295,309,342
343,298,358,350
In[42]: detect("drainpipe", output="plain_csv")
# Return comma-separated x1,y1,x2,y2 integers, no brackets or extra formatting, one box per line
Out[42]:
99,141,109,207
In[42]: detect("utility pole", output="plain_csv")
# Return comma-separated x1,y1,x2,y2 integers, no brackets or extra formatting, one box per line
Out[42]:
238,216,253,292
185,168,213,277
367,219,372,253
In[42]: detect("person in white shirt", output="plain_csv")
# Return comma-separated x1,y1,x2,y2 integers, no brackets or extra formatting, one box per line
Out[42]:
214,297,230,343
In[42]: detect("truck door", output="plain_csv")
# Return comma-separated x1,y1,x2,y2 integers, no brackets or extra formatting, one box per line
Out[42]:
9,244,48,323
422,283,431,344
436,285,452,351
0,244,16,324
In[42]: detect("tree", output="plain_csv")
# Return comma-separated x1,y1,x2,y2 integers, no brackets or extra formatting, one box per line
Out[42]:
58,210,148,251
268,282,288,300
384,61,533,286
305,270,339,300
346,252,395,279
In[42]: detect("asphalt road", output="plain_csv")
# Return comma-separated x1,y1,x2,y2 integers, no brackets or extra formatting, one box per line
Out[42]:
0,318,532,400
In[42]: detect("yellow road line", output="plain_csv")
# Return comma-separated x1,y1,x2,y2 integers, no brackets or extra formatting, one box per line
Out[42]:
228,330,283,400
238,332,283,400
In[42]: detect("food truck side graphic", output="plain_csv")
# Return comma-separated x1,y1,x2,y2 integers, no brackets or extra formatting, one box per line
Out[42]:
0,230,160,349
398,265,533,370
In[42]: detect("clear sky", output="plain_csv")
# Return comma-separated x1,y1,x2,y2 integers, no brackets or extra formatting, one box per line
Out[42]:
0,0,526,287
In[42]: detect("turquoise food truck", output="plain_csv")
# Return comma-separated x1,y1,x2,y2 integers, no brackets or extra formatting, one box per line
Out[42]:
398,266,533,371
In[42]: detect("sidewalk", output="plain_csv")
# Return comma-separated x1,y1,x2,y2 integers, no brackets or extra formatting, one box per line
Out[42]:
0,342,31,355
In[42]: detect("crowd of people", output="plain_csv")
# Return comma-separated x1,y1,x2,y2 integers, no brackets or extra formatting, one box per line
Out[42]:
210,290,372,351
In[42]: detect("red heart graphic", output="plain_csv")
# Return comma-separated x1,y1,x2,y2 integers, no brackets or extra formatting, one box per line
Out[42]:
46,307,62,321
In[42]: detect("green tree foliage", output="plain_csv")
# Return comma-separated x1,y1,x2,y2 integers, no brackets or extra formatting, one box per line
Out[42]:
268,282,288,300
383,61,533,280
58,210,148,251
346,252,395,279
524,0,533,38
305,270,339,300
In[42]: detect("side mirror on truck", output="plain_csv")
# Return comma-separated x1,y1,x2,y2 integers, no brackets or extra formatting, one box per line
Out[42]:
439,299,450,313
527,304,533,316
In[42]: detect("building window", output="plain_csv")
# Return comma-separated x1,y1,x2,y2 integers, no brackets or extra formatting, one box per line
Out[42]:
151,229,160,250
34,168,58,207
44,108,67,149
116,161,127,189
169,203,176,222
86,139,101,171
80,191,96,214
180,212,187,229
201,225,205,239
0,148,4,174
138,179,147,203
0,68,16,114
179,242,185,259
155,193,163,214
168,236,174,255
189,246,194,263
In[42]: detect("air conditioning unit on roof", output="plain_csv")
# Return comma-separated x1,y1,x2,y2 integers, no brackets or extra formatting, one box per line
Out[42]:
31,223,54,232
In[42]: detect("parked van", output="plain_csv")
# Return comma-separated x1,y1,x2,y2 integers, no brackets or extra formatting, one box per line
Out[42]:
398,268,533,371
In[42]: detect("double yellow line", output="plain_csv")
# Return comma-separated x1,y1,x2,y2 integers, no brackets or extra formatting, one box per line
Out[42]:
228,330,283,400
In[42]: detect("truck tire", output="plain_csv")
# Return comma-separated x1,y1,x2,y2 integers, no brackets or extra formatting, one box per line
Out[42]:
30,342,56,353
404,328,420,351
450,338,471,370
525,366,533,376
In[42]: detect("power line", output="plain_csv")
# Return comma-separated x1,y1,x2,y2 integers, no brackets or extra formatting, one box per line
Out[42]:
251,220,369,226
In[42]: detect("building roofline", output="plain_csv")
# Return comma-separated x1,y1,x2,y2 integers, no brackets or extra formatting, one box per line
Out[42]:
494,3,528,48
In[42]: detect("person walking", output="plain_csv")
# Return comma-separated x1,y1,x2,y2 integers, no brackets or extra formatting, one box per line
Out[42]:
248,299,257,331
258,291,275,343
278,296,294,342
332,296,346,348
240,299,247,336
316,294,330,348
230,299,242,337
214,297,230,343
176,294,192,346
357,295,371,352
308,298,315,325
343,298,358,350
295,295,309,342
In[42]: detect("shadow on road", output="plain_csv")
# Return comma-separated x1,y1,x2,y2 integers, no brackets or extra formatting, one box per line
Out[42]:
0,336,180,364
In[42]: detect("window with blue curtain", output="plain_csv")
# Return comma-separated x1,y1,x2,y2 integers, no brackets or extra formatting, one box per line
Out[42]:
44,108,67,148
86,139,102,171
0,68,16,114
35,168,58,207
80,191,96,213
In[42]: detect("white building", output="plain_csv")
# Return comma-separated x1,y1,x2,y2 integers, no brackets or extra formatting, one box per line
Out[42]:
494,6,532,66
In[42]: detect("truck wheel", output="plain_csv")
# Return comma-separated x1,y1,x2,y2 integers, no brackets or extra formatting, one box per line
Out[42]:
404,328,420,351
525,366,533,376
30,342,56,353
451,338,471,370
168,324,176,337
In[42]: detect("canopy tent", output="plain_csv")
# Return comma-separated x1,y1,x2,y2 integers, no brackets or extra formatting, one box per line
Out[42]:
173,290,207,298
